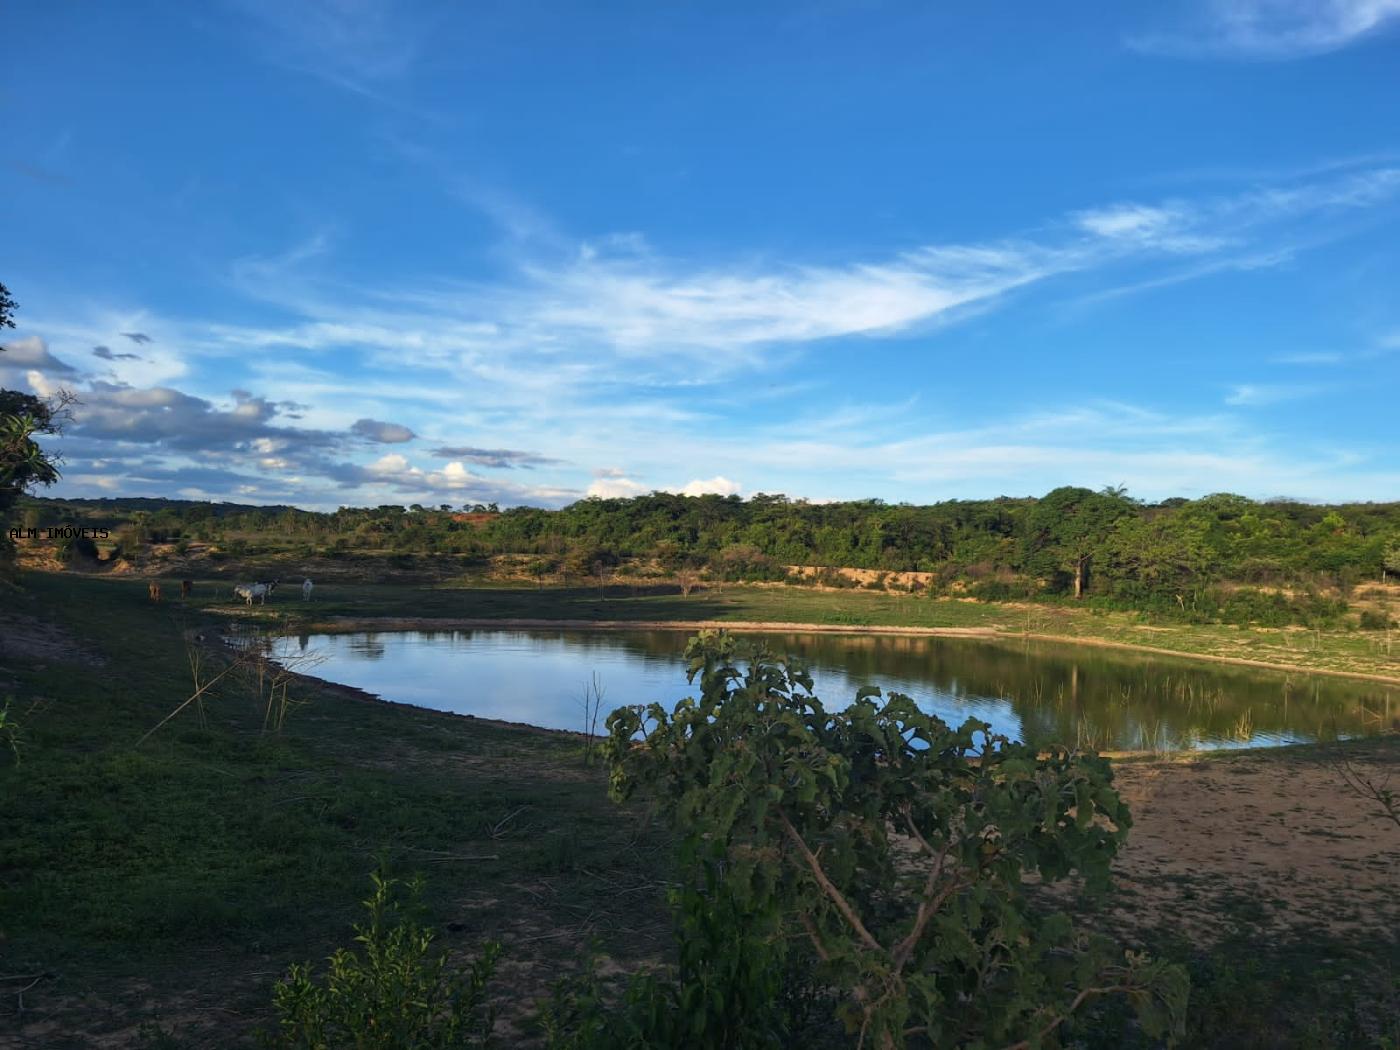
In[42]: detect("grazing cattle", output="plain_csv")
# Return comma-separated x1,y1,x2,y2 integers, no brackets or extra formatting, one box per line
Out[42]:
233,579,279,606
180,579,193,599
148,582,161,603
302,578,314,601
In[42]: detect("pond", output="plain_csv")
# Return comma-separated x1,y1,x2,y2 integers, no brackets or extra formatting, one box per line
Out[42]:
271,628,1399,751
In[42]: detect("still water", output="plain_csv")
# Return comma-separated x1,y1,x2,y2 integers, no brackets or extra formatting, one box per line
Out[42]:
272,629,1398,751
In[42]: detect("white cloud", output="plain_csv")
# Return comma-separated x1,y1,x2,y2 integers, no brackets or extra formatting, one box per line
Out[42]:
1,335,80,375
585,474,740,499
1225,382,1336,405
678,475,742,497
21,164,1400,511
159,165,1400,396
226,0,422,97
517,246,1051,354
1075,204,1178,240
1132,0,1400,59
367,453,415,476
587,476,650,498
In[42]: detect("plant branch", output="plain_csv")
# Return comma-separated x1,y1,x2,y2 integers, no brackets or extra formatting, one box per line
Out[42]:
891,807,960,971
137,661,239,745
997,984,1135,1050
778,808,884,954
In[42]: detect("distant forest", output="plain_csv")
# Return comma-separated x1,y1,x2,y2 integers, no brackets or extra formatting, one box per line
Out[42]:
20,488,1400,626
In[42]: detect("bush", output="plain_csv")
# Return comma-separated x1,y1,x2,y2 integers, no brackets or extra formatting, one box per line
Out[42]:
815,567,858,589
966,577,1021,602
1359,609,1394,630
61,533,99,564
572,633,1187,1049
1214,588,1348,629
264,870,500,1050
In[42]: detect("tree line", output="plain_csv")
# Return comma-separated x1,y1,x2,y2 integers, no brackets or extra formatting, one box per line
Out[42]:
24,486,1400,619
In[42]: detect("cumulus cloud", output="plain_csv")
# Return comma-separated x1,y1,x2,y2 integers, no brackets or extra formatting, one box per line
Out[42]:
326,450,580,504
69,382,339,455
587,476,650,498
350,417,417,443
427,445,557,468
120,331,153,344
366,452,413,475
678,475,742,497
1,335,80,375
584,474,740,498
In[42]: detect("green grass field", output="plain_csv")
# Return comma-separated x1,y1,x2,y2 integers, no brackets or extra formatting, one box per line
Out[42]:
1,573,672,1047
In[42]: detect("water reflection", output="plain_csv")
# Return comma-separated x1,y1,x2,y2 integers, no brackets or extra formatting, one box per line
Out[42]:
271,629,1398,751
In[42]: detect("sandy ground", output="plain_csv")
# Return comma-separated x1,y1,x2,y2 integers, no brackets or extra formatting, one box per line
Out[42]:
1090,742,1400,944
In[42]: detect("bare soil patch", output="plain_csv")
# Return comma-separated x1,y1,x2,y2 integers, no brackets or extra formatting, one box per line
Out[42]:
0,610,106,672
1096,740,1400,944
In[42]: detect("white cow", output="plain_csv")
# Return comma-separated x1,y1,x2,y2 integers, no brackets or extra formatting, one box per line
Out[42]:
302,578,314,601
234,580,279,606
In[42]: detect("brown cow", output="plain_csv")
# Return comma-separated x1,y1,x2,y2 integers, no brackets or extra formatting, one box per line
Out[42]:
180,579,193,599
148,582,162,603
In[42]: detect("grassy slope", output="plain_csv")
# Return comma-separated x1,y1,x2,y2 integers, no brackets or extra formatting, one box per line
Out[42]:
0,573,670,1048
2,571,1397,1048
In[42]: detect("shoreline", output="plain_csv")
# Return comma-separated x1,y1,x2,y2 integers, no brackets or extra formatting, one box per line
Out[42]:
252,613,1400,687
254,622,1396,763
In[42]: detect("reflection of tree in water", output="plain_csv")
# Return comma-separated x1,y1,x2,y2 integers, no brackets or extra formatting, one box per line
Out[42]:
348,633,387,661
593,630,1398,750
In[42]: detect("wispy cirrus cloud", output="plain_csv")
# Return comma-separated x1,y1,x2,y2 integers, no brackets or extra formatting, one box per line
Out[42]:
15,165,1400,509
1071,203,1224,252
1131,0,1400,59
222,0,424,98
1225,381,1340,406
173,165,1400,391
1271,331,1400,366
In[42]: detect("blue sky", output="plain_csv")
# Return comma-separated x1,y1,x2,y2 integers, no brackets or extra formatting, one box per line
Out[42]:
4,0,1399,509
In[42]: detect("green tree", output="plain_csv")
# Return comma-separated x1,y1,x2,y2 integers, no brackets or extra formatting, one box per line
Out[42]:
1,282,72,573
0,280,17,330
1099,512,1216,609
1021,487,1136,598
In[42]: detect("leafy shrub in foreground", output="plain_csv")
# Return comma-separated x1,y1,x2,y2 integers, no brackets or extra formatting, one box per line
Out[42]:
579,632,1187,1050
265,869,500,1050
